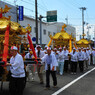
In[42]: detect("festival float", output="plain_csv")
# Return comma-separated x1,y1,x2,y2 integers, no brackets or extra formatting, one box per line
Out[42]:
0,5,37,89
76,33,90,48
47,24,74,52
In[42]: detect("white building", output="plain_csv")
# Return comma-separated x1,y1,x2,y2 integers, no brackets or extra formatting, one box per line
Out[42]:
19,16,76,46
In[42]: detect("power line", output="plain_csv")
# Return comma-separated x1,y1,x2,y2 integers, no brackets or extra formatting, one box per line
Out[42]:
20,0,47,12
60,0,80,11
24,7,34,12
85,10,90,23
21,0,35,6
41,0,48,10
70,0,82,7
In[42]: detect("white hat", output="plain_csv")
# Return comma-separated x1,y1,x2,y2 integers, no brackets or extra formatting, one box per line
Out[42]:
63,47,66,49
59,47,62,49
78,48,81,49
29,48,32,51
11,46,18,50
83,48,86,50
54,48,57,50
87,47,89,49
45,45,48,48
41,48,43,50
47,47,51,50
37,45,41,48
73,47,76,50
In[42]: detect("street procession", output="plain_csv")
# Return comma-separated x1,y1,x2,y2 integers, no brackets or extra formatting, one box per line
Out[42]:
0,0,95,95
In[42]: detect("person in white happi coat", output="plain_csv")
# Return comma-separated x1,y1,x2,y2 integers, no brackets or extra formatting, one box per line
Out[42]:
63,47,69,72
83,48,89,69
51,48,55,55
53,48,59,61
35,44,37,52
92,48,95,64
44,45,48,54
7,46,25,95
77,48,84,72
25,48,35,81
36,45,45,84
58,47,64,75
41,47,58,89
69,48,78,74
86,47,91,65
52,48,59,73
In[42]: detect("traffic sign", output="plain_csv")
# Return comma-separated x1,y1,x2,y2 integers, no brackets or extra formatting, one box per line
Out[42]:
19,6,24,21
32,37,36,41
47,10,57,22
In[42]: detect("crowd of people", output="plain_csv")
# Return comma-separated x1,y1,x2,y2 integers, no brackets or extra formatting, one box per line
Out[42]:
6,45,95,94
25,45,95,89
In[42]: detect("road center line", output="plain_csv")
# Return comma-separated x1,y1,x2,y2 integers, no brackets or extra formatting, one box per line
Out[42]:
52,67,95,95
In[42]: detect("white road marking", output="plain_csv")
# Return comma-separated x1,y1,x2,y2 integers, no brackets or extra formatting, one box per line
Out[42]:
52,67,95,95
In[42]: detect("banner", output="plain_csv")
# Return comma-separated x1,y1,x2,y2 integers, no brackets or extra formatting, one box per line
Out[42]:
19,6,24,21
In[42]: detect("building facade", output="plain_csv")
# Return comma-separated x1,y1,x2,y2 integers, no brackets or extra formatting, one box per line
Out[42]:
0,1,17,22
19,16,76,46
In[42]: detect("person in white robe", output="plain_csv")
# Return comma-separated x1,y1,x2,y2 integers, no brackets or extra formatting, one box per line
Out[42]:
41,47,58,89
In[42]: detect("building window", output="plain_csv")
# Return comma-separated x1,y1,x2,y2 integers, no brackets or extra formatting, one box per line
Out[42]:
53,32,55,36
48,31,51,36
43,29,46,35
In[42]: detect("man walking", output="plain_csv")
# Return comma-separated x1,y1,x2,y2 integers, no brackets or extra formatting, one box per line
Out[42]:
36,45,45,84
41,47,58,89
7,46,25,95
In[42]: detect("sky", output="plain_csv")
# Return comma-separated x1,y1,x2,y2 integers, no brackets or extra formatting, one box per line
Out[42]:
1,0,95,40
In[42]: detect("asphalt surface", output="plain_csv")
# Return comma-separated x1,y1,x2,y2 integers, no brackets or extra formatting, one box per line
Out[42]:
59,67,95,95
0,65,95,95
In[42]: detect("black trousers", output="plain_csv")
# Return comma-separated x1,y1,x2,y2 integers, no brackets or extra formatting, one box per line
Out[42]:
78,61,84,72
46,65,57,87
71,61,77,73
9,76,26,95
64,60,69,72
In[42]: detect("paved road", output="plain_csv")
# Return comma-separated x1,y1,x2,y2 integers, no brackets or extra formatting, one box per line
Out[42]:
0,65,95,95
58,68,95,95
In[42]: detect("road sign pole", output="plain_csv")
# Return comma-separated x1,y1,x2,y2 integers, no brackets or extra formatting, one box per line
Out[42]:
39,15,42,46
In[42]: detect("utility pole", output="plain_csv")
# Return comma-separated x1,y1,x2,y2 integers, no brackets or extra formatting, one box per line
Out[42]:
39,15,42,46
80,7,86,39
39,15,46,46
35,0,38,44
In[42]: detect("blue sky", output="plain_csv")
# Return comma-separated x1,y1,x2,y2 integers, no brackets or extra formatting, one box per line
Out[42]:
1,0,95,40
2,0,95,26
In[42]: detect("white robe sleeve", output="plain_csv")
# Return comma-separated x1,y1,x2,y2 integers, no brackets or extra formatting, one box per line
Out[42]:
52,54,58,66
11,56,23,70
41,54,47,63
